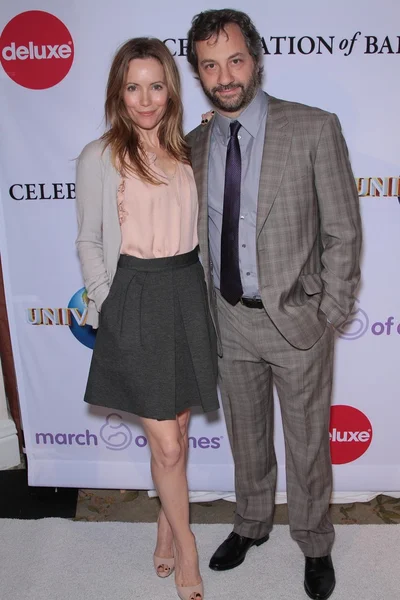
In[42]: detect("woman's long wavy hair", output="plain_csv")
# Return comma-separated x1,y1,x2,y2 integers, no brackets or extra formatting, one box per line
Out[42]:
102,37,190,185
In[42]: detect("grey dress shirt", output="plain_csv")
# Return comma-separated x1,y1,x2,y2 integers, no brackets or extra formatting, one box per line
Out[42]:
208,88,268,298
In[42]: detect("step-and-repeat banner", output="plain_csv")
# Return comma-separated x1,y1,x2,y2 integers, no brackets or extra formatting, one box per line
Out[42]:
0,0,399,497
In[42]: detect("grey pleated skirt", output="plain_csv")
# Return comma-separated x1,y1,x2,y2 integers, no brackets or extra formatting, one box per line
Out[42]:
84,247,219,420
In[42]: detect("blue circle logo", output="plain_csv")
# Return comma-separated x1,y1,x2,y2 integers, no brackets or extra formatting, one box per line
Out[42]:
67,287,97,349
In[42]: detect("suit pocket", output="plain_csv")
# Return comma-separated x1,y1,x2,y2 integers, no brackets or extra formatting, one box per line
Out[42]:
300,273,323,295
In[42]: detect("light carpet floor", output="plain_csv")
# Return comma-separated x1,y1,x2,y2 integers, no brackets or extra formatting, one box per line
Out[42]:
1,520,399,600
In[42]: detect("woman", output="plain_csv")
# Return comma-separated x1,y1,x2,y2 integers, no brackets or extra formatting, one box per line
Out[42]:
75,38,219,600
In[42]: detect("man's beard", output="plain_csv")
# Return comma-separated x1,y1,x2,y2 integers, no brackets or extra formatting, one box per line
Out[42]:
200,65,260,113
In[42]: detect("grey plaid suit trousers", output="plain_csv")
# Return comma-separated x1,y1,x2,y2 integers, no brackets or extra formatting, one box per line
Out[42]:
217,291,335,557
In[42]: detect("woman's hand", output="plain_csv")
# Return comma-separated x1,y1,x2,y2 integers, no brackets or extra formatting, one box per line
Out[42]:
201,110,215,125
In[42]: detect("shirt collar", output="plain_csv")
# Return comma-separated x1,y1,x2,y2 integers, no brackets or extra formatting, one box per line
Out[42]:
214,88,268,142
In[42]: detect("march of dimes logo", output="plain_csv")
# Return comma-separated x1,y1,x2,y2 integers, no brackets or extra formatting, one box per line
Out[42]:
100,414,133,451
27,287,96,349
0,11,74,89
35,412,223,452
337,302,370,340
337,301,400,340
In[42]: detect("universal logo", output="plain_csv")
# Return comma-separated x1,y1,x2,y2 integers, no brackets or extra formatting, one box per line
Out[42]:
356,177,400,199
27,288,96,350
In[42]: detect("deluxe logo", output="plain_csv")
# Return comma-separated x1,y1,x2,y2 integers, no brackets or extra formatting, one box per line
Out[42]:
0,11,74,89
3,42,72,60
27,287,97,350
329,405,373,464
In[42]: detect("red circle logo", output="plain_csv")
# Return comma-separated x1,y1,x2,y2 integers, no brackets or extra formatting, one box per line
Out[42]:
0,11,74,89
330,405,373,465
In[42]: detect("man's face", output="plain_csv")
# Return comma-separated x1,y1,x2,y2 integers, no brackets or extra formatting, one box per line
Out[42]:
195,23,260,117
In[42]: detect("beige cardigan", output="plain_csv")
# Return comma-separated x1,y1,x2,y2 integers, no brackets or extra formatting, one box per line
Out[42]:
75,139,121,328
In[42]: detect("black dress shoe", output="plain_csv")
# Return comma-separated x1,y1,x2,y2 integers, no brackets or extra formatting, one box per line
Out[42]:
304,555,336,599
209,531,269,571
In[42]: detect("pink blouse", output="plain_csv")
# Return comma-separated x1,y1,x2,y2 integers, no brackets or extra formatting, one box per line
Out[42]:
117,152,198,259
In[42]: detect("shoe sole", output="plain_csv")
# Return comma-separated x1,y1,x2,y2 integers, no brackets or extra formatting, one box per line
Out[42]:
209,534,269,572
304,582,335,600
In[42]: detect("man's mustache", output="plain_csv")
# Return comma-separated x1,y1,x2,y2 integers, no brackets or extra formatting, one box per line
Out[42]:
212,83,244,93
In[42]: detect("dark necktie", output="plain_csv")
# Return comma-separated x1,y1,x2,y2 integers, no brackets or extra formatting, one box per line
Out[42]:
220,120,243,305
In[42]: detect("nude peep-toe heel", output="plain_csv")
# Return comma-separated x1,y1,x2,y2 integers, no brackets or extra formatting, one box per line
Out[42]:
153,554,175,578
176,580,204,600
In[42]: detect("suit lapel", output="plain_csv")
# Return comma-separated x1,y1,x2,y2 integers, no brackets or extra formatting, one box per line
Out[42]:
256,96,293,238
191,122,213,267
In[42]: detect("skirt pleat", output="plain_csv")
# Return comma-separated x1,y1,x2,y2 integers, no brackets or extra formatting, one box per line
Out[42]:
84,247,219,420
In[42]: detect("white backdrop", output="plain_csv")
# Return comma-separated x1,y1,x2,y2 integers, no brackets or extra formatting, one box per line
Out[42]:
0,0,399,498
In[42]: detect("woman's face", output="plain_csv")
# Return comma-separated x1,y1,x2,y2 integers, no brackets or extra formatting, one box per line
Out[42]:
123,58,169,131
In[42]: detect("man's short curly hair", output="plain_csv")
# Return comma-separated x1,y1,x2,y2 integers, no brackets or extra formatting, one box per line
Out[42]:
187,8,263,79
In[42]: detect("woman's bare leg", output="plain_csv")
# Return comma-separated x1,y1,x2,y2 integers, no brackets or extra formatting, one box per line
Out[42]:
141,409,200,587
155,410,190,561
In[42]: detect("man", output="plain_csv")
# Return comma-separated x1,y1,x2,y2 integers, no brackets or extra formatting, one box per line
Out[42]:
186,9,362,600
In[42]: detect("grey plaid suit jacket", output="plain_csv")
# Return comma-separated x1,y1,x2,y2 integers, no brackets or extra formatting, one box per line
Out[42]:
186,95,362,352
